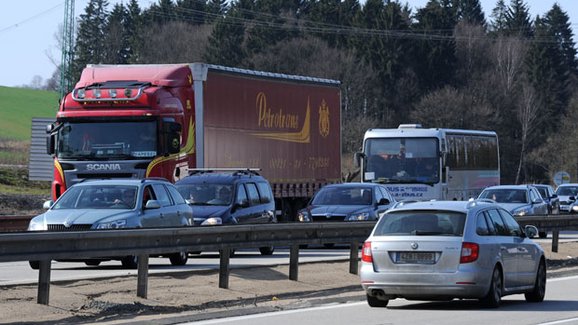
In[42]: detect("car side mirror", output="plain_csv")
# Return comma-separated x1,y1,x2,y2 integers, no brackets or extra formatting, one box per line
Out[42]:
144,200,161,209
570,196,576,201
378,198,390,206
524,225,539,238
43,200,53,209
551,194,557,199
234,200,250,210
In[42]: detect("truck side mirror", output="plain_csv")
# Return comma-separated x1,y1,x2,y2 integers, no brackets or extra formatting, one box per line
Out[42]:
46,133,56,155
163,121,181,155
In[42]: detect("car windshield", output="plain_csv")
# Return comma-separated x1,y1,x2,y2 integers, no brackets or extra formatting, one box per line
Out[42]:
52,185,139,210
177,184,233,206
311,187,373,205
556,186,578,196
375,210,465,236
479,189,528,203
535,187,547,198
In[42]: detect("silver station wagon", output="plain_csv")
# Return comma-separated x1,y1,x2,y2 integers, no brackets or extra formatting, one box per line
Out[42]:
360,200,546,308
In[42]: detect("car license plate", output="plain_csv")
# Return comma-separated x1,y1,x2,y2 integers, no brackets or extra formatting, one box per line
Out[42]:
396,251,436,264
560,205,569,211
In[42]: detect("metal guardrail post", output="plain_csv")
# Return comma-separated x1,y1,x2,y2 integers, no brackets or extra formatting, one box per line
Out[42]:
219,249,231,289
37,260,52,305
289,245,299,281
137,254,149,299
552,230,560,253
349,242,359,275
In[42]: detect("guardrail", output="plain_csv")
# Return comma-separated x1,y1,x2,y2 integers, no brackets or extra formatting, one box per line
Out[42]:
0,223,373,305
2,213,578,306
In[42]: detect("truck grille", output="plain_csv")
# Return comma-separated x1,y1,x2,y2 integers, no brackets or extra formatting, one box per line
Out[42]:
47,224,93,231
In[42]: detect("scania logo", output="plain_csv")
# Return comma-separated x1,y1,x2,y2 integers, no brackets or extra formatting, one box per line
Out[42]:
86,163,122,171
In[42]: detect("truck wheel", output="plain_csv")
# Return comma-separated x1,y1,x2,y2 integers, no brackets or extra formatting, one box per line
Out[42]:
29,261,40,270
85,260,101,266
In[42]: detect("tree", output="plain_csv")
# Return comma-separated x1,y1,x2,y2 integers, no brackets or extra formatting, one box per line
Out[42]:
514,83,540,183
489,0,508,33
456,0,485,26
413,0,458,91
139,22,212,63
176,0,207,25
103,3,130,64
126,0,144,63
504,0,533,38
73,0,109,82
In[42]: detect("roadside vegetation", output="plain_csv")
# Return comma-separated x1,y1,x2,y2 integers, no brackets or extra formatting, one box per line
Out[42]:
0,87,55,195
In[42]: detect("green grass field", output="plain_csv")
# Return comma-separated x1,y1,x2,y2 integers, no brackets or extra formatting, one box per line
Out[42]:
0,87,58,165
0,86,58,141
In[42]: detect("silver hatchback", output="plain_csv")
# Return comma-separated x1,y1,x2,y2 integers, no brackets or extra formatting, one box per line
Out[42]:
360,200,546,308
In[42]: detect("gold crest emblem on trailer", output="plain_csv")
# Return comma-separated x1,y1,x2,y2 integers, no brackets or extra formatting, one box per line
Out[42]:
318,99,330,138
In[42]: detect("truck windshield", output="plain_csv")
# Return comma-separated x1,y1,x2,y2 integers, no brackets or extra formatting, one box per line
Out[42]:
364,137,439,184
56,121,157,160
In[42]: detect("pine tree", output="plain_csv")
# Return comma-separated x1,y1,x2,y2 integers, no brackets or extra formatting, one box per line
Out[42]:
456,0,485,26
126,0,144,63
413,0,458,90
104,3,130,64
504,0,533,38
175,0,207,25
206,0,228,23
489,0,508,34
204,1,251,66
73,0,109,81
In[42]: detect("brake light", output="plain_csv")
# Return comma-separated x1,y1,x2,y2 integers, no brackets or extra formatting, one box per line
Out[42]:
460,242,479,263
361,241,373,263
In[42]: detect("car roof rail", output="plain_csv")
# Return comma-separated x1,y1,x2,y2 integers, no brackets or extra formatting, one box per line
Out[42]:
141,177,170,183
467,198,495,208
187,168,261,176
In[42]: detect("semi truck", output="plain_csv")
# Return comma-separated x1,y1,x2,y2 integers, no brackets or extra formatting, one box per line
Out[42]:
46,63,342,221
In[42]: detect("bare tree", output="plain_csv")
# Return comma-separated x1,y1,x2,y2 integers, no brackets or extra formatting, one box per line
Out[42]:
138,22,212,63
515,83,540,183
492,36,527,96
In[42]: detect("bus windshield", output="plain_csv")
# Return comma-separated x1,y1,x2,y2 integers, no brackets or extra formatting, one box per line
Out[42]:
364,137,439,184
56,121,158,160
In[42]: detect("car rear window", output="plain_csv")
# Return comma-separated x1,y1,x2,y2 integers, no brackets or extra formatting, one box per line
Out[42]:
374,210,466,236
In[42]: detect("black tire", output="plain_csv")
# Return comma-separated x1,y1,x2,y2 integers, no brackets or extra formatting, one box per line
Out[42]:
539,231,547,239
366,294,389,307
169,251,188,266
525,260,546,302
85,260,101,266
480,267,502,308
121,255,138,269
259,246,275,256
29,261,40,270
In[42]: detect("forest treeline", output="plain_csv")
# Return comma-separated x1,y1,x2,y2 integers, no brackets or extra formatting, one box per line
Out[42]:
42,0,578,184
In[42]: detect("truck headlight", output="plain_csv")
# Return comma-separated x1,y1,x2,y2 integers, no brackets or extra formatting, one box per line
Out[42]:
96,219,127,229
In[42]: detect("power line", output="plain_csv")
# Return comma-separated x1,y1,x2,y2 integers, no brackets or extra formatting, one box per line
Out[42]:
0,3,63,34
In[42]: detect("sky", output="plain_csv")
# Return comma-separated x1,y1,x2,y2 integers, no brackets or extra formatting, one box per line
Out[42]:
0,0,577,88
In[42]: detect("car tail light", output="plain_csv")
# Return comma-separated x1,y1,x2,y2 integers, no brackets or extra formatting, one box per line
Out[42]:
460,242,479,263
361,241,373,263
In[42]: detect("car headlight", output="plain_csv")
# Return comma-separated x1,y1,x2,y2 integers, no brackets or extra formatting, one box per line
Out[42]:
297,211,311,222
28,218,47,231
346,212,370,221
572,205,578,213
512,207,530,216
96,219,127,229
201,217,223,226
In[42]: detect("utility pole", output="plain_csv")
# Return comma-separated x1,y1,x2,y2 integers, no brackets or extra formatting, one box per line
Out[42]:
60,0,75,100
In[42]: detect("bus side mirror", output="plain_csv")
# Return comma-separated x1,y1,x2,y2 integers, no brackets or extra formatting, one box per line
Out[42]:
354,152,365,168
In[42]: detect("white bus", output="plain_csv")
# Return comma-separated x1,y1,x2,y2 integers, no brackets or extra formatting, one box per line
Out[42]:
355,124,500,201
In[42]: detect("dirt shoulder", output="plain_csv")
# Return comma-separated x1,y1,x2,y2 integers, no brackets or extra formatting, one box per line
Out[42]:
2,241,578,325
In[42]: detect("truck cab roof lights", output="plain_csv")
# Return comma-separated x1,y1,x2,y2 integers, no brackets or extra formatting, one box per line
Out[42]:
72,86,145,102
